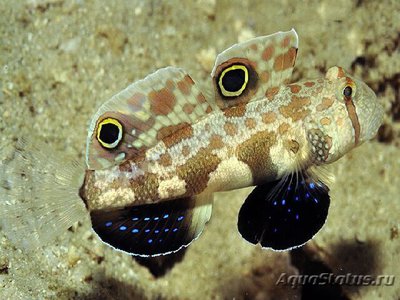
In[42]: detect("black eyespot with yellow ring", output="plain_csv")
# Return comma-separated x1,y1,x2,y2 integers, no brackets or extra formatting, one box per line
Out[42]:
97,118,123,149
218,64,249,97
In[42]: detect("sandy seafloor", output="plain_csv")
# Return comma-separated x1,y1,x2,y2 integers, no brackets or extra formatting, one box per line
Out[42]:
0,0,399,299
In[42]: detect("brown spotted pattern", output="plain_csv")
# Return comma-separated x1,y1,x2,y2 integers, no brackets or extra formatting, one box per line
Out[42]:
223,104,247,117
278,123,290,135
163,125,194,148
273,48,297,71
209,134,224,149
320,117,332,125
265,86,280,101
158,153,172,167
176,148,221,195
149,88,176,116
279,95,311,122
177,75,194,95
304,81,315,87
316,97,335,112
262,111,277,124
224,122,238,136
245,117,257,129
288,84,301,94
182,145,190,157
262,45,274,61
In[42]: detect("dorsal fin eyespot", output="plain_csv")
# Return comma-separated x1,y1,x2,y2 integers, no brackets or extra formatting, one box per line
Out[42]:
86,67,212,170
211,29,298,110
213,58,259,109
96,117,123,149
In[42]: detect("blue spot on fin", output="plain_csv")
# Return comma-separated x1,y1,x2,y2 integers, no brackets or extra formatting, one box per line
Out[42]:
90,194,213,257
237,170,330,251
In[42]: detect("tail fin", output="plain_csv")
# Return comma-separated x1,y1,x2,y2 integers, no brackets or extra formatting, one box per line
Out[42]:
0,138,88,250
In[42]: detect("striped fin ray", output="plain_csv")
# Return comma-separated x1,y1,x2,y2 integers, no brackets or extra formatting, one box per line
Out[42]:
0,138,88,250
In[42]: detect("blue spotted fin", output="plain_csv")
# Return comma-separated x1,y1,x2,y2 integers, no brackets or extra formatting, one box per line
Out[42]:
211,29,298,109
86,67,212,170
237,170,330,251
0,138,88,250
90,193,213,257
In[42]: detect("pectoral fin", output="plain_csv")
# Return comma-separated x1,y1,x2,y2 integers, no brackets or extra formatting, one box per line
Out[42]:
237,171,330,251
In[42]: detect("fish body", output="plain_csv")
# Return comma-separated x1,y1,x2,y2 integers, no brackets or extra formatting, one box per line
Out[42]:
81,67,381,210
1,29,383,257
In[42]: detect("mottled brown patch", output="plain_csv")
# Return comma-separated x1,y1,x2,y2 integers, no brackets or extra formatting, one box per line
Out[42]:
161,123,194,148
149,88,176,115
182,145,190,157
176,148,221,195
223,104,246,117
197,93,207,103
237,131,277,183
320,117,331,125
265,86,280,101
281,36,291,48
245,118,256,129
250,43,258,51
316,97,335,112
337,67,346,78
262,111,277,124
118,160,133,172
288,84,301,94
259,71,270,83
177,75,193,95
304,81,315,87
262,45,274,61
224,122,238,136
166,79,175,90
209,134,224,149
83,170,160,209
159,152,172,167
278,123,290,134
279,96,311,122
157,122,189,141
285,139,299,154
273,47,297,71
127,92,146,107
128,115,155,135
206,105,213,114
131,173,160,204
183,103,195,114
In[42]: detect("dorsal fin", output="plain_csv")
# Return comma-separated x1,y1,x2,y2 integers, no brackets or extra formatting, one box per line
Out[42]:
210,29,298,109
86,67,212,170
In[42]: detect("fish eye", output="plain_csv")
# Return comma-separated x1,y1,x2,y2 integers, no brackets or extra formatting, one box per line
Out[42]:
97,118,123,149
218,64,249,97
343,85,353,98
